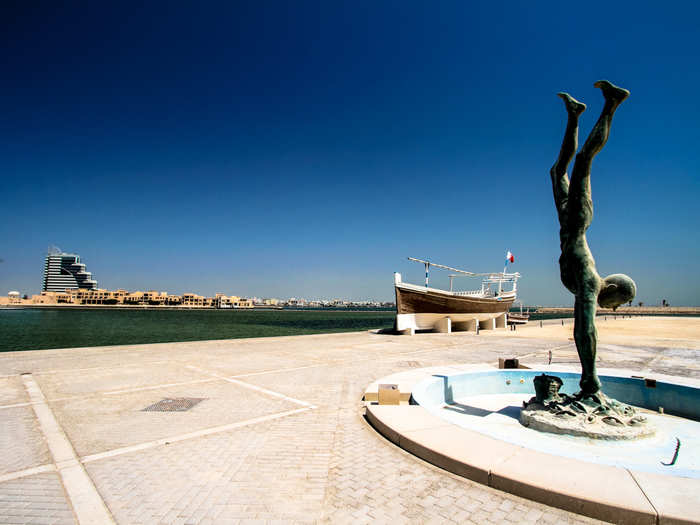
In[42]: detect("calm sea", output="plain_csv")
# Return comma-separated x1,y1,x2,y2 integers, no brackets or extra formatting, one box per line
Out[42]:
0,308,397,352
4,307,652,353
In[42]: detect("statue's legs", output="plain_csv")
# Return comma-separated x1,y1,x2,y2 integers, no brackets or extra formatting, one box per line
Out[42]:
568,80,630,228
574,296,601,394
550,93,586,224
567,80,629,396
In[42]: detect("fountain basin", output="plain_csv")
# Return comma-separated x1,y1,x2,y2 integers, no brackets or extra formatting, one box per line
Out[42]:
411,369,699,477
413,369,700,421
365,364,700,524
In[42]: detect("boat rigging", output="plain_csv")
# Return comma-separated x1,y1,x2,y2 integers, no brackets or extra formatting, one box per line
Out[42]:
394,257,522,335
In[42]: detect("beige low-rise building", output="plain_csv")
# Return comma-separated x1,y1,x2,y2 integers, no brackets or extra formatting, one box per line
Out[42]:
238,297,254,308
56,291,75,303
78,289,125,305
31,291,62,304
215,293,231,308
182,293,206,307
123,291,145,305
4,288,254,308
165,295,182,305
213,294,254,309
143,291,168,305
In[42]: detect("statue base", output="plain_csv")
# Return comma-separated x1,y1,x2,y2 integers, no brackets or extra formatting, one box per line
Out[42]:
520,374,655,440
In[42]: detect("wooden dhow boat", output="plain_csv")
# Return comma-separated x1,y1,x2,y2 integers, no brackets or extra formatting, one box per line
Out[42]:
394,257,520,334
507,301,530,325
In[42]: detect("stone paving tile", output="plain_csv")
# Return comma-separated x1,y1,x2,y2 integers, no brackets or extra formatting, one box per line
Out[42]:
0,406,52,475
601,346,700,378
84,380,606,524
34,361,210,398
4,325,694,523
188,348,329,377
232,337,553,408
0,376,29,406
317,383,605,524
0,345,173,376
52,380,299,457
0,472,76,525
85,411,333,523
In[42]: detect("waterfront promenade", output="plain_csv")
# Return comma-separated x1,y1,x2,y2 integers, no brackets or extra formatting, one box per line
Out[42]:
1,317,698,524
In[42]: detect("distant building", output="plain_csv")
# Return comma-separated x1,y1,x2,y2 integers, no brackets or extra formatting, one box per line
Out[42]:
42,249,97,292
182,293,207,307
213,293,254,309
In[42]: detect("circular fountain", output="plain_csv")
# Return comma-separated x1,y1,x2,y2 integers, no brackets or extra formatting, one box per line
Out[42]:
366,82,700,523
410,368,699,477
365,364,700,524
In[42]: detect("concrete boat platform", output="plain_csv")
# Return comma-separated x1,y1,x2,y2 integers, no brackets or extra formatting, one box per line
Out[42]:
0,316,698,524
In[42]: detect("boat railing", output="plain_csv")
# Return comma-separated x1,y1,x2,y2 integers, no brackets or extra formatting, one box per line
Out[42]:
453,290,485,297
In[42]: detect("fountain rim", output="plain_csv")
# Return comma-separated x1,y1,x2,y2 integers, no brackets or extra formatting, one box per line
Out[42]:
364,363,700,524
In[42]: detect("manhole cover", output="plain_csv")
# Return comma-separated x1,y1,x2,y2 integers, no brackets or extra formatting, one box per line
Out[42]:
142,398,206,412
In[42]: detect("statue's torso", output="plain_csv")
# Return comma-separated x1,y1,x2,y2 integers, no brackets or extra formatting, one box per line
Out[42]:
559,232,602,298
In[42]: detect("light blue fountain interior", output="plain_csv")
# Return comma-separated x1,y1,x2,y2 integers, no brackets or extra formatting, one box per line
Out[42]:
411,370,700,478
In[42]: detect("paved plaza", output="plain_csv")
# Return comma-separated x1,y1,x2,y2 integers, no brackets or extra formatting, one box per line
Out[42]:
0,316,698,524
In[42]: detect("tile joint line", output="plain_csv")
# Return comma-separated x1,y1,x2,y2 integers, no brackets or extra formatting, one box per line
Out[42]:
0,406,315,481
80,406,313,464
0,464,56,484
21,373,116,525
185,365,315,408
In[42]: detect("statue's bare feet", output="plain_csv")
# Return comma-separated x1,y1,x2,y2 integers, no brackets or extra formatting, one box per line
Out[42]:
557,92,586,116
594,80,630,105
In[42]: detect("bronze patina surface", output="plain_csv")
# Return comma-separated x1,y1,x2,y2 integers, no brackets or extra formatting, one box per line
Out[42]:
550,80,636,395
521,374,653,439
521,81,651,438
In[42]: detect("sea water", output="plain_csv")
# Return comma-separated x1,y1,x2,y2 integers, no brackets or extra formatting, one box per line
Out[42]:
0,308,396,352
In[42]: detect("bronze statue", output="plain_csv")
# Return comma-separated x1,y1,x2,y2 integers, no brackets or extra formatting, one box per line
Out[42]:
520,82,651,438
550,80,636,396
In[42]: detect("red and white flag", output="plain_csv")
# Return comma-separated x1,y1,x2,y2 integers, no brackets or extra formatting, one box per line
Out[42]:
506,251,515,264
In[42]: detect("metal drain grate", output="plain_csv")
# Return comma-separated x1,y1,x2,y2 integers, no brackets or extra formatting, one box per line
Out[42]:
142,398,206,412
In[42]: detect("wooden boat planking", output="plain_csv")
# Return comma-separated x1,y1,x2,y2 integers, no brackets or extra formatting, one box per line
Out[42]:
395,283,514,315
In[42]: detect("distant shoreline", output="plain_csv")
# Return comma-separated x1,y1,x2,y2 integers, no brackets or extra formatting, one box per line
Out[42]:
0,304,395,312
2,304,698,315
535,306,700,315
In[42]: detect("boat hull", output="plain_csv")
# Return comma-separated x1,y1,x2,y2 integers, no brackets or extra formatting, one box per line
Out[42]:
507,314,530,325
394,283,514,332
395,284,514,315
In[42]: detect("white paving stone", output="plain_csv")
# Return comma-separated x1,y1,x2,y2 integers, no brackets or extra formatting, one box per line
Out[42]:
2,321,697,524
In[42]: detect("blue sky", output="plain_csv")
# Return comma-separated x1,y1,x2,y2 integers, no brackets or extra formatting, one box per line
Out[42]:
1,1,699,305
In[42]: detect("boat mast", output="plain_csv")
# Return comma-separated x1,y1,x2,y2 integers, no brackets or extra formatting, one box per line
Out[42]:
407,257,477,288
407,257,520,295
407,257,479,276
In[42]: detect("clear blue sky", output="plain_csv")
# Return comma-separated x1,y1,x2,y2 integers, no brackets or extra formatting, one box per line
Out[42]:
1,1,699,305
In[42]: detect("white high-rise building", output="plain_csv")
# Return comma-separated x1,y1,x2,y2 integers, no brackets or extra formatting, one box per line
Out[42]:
42,248,97,292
